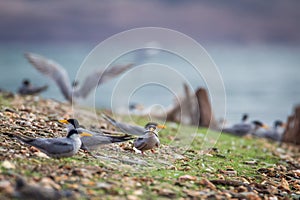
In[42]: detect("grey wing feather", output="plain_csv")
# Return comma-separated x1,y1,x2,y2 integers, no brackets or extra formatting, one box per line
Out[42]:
223,123,251,135
30,138,74,155
260,130,281,141
101,114,117,126
76,63,134,98
80,134,133,150
232,123,251,134
134,138,147,150
28,85,48,94
18,85,48,95
76,127,104,136
24,52,72,101
80,135,113,150
222,128,235,134
102,114,145,136
134,132,160,151
114,122,146,136
97,63,135,84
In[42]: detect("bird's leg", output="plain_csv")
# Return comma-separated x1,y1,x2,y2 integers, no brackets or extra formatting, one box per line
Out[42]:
151,149,156,154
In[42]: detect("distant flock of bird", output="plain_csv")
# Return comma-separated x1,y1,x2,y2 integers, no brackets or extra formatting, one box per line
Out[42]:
3,52,285,159
222,114,286,141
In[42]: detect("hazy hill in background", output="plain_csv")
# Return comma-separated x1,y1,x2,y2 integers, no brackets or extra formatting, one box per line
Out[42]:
0,0,299,44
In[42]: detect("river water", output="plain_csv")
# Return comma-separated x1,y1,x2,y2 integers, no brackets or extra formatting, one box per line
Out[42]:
0,43,299,125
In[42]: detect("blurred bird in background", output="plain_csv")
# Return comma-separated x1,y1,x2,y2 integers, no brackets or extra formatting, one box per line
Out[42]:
25,52,134,103
18,79,48,95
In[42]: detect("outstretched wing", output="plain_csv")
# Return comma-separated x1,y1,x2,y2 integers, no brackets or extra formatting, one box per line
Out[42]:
76,63,134,98
24,52,72,101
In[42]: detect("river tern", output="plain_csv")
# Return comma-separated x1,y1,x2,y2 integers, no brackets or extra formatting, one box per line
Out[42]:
222,120,268,136
24,52,134,102
59,119,134,151
133,124,160,155
18,79,48,95
254,120,286,141
4,120,92,158
101,114,166,155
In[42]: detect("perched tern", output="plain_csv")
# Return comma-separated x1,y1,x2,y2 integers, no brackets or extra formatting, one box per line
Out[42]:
222,120,268,136
4,119,92,158
18,79,48,95
134,124,160,155
59,119,134,151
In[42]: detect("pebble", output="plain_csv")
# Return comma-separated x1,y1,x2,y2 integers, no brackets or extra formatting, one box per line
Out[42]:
2,160,15,169
0,180,14,194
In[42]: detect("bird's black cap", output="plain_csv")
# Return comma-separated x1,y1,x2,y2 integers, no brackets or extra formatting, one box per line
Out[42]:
144,122,158,129
274,120,283,127
67,119,80,129
242,114,248,122
23,79,30,86
66,129,79,138
252,120,263,127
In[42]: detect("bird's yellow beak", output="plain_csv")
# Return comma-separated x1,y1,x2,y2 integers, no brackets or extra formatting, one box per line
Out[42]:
80,132,93,137
262,124,269,129
157,124,167,129
59,119,69,124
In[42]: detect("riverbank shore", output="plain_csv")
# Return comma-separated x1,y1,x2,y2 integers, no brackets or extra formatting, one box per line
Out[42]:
0,92,299,199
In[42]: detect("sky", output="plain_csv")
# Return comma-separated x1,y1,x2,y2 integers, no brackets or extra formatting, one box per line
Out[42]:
0,0,300,45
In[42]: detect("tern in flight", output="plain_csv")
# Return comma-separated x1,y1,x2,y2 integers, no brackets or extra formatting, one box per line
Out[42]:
25,52,134,102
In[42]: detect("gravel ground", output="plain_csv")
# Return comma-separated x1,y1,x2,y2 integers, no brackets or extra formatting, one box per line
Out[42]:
0,92,300,199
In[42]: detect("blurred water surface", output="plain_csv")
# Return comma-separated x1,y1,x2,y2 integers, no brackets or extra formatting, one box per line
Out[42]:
0,43,299,124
